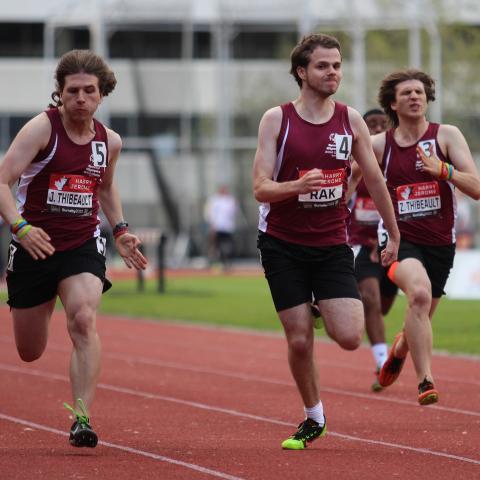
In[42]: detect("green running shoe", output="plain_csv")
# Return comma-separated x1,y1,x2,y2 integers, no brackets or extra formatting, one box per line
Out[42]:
311,304,323,330
371,368,384,392
281,416,327,450
64,398,98,448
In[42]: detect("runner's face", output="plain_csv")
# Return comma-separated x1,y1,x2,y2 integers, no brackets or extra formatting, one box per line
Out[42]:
364,113,387,134
60,73,102,121
298,46,342,97
391,79,428,121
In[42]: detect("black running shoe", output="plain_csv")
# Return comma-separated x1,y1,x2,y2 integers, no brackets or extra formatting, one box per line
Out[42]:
64,399,98,448
69,419,98,448
281,416,327,450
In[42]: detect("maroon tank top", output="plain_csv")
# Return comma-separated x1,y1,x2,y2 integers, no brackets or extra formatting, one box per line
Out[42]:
348,179,380,246
382,123,456,245
258,101,353,246
16,108,109,251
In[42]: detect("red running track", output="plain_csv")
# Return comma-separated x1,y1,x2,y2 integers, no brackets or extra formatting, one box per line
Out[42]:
0,305,479,479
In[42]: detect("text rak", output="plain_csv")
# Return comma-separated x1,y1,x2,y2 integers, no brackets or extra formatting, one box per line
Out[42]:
298,168,346,208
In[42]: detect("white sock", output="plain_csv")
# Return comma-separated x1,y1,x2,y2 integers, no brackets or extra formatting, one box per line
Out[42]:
372,343,388,369
304,401,324,426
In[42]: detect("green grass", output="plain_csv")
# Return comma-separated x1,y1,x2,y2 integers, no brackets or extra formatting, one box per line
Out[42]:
98,275,480,356
2,274,479,355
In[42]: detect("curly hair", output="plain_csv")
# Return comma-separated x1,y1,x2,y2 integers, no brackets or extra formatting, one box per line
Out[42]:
49,49,117,108
378,69,435,127
290,34,341,88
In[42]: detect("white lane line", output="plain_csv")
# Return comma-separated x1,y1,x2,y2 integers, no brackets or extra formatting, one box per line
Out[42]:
1,333,480,387
1,363,479,465
0,413,245,480
2,348,480,418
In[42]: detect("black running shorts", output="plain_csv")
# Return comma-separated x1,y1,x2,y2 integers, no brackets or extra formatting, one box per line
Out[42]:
354,244,398,298
257,232,360,312
379,239,455,298
6,236,111,309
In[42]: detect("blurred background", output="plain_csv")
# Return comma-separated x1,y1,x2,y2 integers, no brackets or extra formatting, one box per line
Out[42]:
0,0,479,280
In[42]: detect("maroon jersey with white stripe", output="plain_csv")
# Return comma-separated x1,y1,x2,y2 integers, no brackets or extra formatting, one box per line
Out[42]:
348,179,380,246
258,101,353,246
382,123,456,245
16,108,109,251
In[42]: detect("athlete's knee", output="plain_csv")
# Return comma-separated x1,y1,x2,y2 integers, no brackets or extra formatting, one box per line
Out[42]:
288,334,313,357
408,284,431,311
16,345,44,362
67,306,96,338
360,289,380,314
337,332,362,351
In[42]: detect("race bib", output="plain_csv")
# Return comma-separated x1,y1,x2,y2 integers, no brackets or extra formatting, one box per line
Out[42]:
47,174,95,216
418,139,437,158
354,197,381,224
335,134,352,160
298,168,345,208
377,221,389,248
396,181,441,220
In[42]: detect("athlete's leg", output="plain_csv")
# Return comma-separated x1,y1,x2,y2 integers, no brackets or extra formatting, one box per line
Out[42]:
58,273,103,412
12,298,57,361
390,258,433,383
278,303,318,408
318,297,364,350
358,277,385,346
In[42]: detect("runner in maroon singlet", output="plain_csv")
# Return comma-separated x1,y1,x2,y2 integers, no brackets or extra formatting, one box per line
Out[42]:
0,50,147,447
348,109,397,392
373,69,480,405
253,34,400,450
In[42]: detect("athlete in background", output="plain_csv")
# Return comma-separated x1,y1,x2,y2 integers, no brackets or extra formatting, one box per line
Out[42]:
374,69,480,404
348,109,397,391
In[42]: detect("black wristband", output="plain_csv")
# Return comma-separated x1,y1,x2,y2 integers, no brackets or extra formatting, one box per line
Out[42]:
113,221,129,236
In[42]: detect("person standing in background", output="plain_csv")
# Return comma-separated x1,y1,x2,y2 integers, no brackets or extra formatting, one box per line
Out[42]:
205,185,238,271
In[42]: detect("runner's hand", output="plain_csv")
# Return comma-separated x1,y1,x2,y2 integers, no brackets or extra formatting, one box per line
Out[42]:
416,145,441,178
297,168,325,194
115,233,148,270
19,226,55,260
380,236,399,267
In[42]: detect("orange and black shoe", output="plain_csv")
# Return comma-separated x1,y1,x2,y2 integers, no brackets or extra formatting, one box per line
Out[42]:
378,333,407,387
418,378,439,405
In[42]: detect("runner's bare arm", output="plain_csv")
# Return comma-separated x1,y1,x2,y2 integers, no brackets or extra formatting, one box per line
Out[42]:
348,108,399,265
345,160,361,203
98,129,147,270
418,124,480,200
253,107,324,203
0,113,55,259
